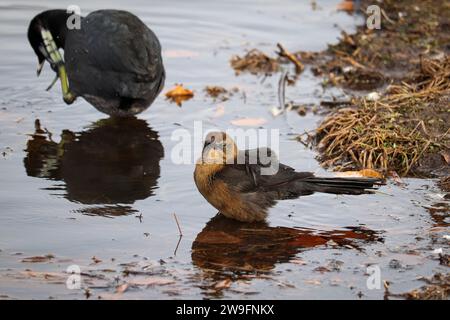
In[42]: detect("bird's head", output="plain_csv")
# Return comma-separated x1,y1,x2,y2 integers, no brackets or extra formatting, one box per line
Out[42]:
200,131,238,166
27,10,70,76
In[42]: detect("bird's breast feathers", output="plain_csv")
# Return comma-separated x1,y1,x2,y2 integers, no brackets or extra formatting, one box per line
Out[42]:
194,164,269,222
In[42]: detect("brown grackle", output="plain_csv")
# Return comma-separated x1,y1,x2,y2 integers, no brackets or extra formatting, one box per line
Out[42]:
194,131,384,222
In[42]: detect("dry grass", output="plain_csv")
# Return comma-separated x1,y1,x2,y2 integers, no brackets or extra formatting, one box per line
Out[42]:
311,0,450,176
230,49,280,75
316,56,450,176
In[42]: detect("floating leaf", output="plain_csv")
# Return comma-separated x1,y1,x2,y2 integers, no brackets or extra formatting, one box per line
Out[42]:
231,117,267,127
165,84,194,106
214,279,232,289
289,258,307,265
128,277,175,286
115,283,129,294
304,279,321,286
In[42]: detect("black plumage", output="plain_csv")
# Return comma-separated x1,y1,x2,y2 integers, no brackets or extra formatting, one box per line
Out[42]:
28,9,165,116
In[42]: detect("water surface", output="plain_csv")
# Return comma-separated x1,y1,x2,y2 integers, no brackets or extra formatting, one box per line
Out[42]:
0,0,448,299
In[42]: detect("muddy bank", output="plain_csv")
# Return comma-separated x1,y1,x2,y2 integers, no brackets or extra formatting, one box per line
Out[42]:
312,0,449,178
230,0,450,178
0,0,448,300
310,0,450,299
228,0,450,300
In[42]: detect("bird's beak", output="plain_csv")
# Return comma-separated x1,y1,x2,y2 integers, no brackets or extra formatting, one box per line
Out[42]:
37,29,76,104
37,60,45,77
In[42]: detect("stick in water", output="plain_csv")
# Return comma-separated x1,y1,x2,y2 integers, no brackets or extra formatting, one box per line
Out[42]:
173,213,183,236
276,43,304,73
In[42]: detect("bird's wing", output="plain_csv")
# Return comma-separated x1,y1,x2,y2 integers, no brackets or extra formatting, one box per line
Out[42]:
216,148,314,193
83,10,162,79
65,10,164,99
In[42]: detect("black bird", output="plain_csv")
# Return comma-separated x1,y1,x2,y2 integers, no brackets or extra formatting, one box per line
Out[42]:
27,9,165,116
24,117,164,213
194,132,385,222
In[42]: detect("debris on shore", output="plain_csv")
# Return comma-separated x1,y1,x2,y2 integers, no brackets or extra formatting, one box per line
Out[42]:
311,0,450,176
315,56,449,176
230,49,280,75
204,86,239,101
229,0,449,177
385,273,449,300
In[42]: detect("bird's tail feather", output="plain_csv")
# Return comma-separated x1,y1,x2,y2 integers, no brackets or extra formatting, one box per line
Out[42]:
301,177,384,195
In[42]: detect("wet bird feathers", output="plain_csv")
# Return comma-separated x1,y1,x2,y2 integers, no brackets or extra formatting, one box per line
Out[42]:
57,10,165,114
65,10,164,99
195,146,383,222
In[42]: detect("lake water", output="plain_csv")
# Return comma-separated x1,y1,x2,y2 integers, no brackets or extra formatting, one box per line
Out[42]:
0,0,448,299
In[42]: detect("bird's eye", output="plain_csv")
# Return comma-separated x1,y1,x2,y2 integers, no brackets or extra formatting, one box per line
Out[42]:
203,135,216,149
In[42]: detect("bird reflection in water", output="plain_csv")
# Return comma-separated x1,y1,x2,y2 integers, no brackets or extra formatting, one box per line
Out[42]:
192,214,383,277
23,117,164,216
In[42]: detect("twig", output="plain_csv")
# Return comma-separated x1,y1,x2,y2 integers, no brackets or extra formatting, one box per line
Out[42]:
173,235,182,257
276,43,304,73
278,70,288,111
173,213,183,236
380,9,395,25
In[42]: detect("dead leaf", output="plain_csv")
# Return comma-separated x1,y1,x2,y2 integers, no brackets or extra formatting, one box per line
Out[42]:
304,279,321,285
115,283,129,294
21,254,54,263
231,117,267,127
165,84,194,106
290,258,307,265
91,256,102,264
335,169,383,179
337,0,354,13
214,279,232,289
128,277,175,287
205,86,228,99
18,271,66,283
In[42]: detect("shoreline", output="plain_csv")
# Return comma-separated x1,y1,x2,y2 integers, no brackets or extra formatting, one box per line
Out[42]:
229,0,449,179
